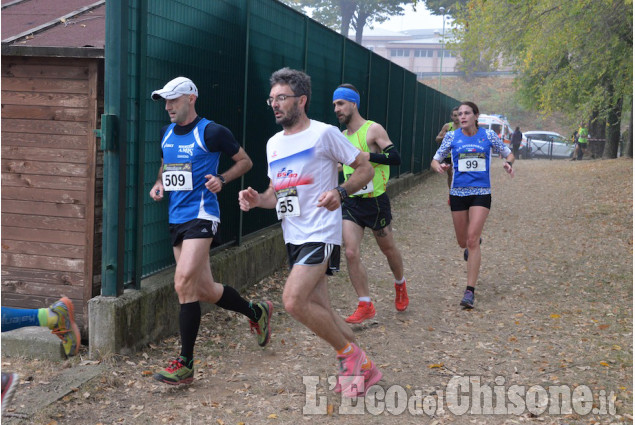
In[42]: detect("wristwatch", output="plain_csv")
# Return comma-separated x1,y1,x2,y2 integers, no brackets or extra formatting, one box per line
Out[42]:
335,185,347,201
217,175,226,185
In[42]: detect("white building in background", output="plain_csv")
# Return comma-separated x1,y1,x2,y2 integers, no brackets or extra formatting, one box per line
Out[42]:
354,28,514,80
354,28,457,79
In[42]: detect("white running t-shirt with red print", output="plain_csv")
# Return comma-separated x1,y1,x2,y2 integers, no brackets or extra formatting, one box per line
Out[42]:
266,120,360,245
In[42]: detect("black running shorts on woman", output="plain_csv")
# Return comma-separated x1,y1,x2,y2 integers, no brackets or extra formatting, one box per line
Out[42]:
286,242,340,276
449,194,492,212
169,219,219,246
341,192,393,230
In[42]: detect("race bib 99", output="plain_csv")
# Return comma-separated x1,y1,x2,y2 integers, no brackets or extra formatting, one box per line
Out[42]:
458,153,486,172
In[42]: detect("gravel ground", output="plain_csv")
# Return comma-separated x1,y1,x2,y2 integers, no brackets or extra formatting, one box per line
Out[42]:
3,158,632,425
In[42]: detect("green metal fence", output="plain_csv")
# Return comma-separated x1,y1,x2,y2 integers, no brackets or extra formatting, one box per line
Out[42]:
101,0,459,295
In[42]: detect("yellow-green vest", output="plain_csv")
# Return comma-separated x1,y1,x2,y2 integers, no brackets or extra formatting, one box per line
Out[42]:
342,120,389,198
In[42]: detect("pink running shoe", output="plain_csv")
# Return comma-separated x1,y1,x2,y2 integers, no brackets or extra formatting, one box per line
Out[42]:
334,358,383,396
336,344,365,398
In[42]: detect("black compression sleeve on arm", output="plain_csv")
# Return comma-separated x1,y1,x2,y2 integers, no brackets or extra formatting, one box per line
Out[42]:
368,144,401,166
204,122,240,157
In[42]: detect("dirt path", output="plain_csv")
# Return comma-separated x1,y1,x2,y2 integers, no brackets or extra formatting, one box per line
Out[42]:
4,158,633,425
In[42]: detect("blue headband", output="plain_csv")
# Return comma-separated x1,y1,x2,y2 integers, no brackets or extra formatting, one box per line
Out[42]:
333,87,360,107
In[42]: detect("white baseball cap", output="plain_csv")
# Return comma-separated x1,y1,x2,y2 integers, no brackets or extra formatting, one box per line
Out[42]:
151,76,198,100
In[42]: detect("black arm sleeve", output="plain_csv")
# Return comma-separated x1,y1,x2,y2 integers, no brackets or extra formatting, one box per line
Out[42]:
368,144,401,166
204,122,241,157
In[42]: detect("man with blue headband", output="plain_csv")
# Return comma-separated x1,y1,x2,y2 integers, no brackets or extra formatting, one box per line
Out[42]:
333,84,409,324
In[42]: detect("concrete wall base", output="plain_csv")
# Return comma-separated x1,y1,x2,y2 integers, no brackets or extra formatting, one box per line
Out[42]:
385,172,430,198
1,327,66,361
88,227,286,358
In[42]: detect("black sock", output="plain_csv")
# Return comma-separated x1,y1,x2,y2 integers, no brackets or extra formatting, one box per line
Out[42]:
179,301,201,365
215,285,261,322
466,286,475,294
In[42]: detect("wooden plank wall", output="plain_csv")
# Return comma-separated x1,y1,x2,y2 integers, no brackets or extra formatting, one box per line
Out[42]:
93,67,104,303
1,56,101,332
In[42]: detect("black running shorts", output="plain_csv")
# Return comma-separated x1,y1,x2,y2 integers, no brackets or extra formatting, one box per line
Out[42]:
449,194,492,212
286,242,340,276
169,219,219,246
341,192,392,231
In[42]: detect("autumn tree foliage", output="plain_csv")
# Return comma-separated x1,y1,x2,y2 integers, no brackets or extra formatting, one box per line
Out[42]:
450,0,633,157
280,0,408,43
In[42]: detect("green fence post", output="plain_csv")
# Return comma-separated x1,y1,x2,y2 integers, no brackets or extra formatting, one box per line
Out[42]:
101,0,128,296
238,0,252,246
412,83,418,173
365,50,371,119
132,0,148,289
399,69,406,177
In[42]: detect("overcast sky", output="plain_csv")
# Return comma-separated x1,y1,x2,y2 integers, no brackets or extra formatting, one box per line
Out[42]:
375,4,447,32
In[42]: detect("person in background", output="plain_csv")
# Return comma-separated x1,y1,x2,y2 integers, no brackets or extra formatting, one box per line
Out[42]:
431,101,515,309
511,126,523,159
573,122,589,161
435,107,460,196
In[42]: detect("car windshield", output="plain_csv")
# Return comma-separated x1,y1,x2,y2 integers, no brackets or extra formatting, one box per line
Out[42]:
552,135,567,143
491,124,502,135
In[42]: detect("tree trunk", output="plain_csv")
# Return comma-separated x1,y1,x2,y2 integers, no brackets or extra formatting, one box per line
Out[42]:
603,95,623,159
589,109,605,159
626,108,633,158
354,8,369,44
589,109,605,139
339,0,355,38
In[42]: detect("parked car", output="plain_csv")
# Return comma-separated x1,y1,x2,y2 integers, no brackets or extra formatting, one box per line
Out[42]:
524,131,574,159
479,115,532,158
518,135,531,159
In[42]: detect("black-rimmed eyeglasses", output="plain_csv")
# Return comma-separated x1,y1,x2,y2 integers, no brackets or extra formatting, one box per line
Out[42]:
266,94,301,106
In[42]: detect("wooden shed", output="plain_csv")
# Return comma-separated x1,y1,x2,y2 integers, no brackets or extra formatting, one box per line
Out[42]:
1,0,106,331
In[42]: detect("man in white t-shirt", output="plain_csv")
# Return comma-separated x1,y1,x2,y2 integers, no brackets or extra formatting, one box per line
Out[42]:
239,68,380,398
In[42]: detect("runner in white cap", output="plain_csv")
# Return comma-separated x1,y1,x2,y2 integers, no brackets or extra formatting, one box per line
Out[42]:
149,76,273,385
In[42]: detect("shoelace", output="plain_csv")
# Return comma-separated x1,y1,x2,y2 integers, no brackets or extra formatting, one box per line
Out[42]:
249,321,262,335
165,359,185,373
51,328,70,338
351,306,368,319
